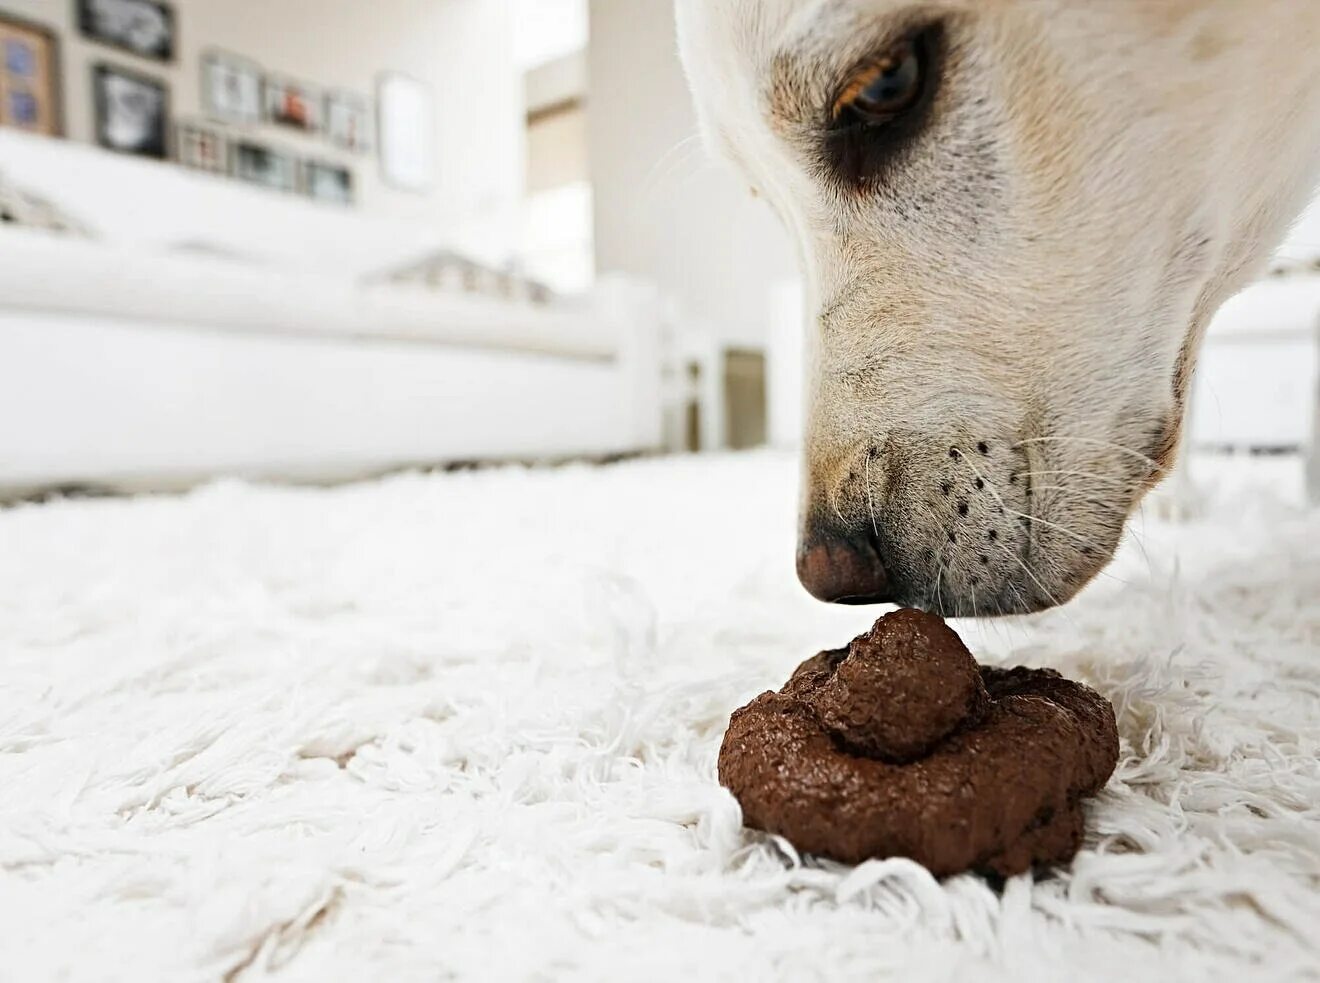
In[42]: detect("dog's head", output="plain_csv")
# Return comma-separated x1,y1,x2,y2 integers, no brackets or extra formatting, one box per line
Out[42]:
678,0,1320,614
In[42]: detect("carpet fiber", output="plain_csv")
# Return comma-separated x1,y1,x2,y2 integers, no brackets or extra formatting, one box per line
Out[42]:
2,453,1318,982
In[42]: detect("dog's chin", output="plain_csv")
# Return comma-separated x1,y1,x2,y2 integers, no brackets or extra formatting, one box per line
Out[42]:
864,474,1129,619
895,548,1113,618
910,564,1103,618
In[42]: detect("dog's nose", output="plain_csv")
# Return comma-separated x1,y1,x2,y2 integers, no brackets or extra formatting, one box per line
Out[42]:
796,533,894,605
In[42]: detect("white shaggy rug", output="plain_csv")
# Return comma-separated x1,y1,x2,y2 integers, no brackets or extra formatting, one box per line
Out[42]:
2,452,1318,982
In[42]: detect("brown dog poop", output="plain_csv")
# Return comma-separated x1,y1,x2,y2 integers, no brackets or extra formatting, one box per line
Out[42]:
718,610,1119,878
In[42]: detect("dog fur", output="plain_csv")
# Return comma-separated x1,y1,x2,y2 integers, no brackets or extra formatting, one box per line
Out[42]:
676,0,1320,615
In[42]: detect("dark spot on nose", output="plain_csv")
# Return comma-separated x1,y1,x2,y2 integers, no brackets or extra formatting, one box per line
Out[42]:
975,479,985,490
797,534,893,605
977,442,990,455
1009,474,1019,485
948,531,957,543
988,530,999,542
957,502,970,517
941,482,952,496
949,448,961,460
980,555,990,565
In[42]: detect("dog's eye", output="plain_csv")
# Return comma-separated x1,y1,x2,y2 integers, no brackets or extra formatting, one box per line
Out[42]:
833,39,925,125
824,25,942,189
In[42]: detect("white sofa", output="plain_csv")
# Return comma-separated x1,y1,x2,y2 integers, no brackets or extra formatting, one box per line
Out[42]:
0,131,664,494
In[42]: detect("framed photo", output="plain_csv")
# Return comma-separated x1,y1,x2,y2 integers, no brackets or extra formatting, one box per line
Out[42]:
265,76,320,132
201,50,261,125
93,63,167,158
325,91,370,153
175,122,227,174
304,161,353,206
233,141,297,193
377,73,434,193
77,0,174,62
0,14,61,136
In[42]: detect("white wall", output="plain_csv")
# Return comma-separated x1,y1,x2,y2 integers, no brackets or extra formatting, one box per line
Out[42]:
513,0,587,71
0,0,523,233
586,0,795,348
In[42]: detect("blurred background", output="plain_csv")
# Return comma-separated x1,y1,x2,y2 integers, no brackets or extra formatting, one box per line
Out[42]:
0,0,1316,499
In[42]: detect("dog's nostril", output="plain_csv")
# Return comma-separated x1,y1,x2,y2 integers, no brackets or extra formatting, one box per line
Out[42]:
797,534,893,605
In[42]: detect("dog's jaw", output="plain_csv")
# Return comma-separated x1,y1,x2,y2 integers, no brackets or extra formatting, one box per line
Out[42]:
678,0,1320,615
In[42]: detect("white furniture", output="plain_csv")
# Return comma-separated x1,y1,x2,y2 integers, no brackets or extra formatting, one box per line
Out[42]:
1191,276,1320,454
0,131,663,495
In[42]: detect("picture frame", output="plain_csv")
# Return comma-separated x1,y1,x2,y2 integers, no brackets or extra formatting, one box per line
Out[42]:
77,0,175,62
92,63,167,159
175,121,228,174
325,90,370,153
377,72,434,193
265,76,320,133
201,50,261,126
232,140,297,193
304,160,354,206
0,13,62,136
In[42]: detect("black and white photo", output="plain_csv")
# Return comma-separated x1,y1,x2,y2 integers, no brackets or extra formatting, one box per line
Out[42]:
92,64,167,158
304,161,353,205
77,0,174,62
232,141,297,193
201,50,261,125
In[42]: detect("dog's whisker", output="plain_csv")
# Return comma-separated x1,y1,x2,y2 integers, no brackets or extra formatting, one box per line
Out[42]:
992,539,1076,629
1017,466,1159,580
863,451,880,541
1005,581,1033,618
950,450,1008,510
639,143,712,209
1016,468,1140,487
956,450,1138,597
1122,500,1158,580
1013,436,1163,472
639,134,703,195
998,504,1111,554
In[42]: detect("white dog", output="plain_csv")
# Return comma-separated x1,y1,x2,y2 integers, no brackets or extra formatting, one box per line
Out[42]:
676,0,1320,614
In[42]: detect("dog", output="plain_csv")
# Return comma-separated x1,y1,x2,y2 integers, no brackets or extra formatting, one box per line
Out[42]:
676,0,1320,615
